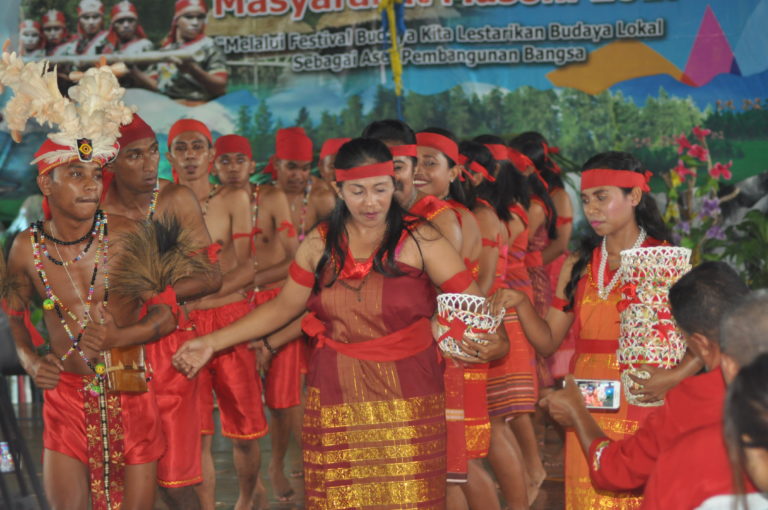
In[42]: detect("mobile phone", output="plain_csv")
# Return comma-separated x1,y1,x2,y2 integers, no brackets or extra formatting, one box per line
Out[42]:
571,379,621,410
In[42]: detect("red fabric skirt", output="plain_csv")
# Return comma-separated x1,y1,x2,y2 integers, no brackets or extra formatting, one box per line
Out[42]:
145,327,203,487
191,300,268,439
303,342,446,509
253,287,309,409
487,311,539,417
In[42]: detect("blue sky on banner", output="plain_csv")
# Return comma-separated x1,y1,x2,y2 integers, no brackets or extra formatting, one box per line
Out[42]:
1,0,767,123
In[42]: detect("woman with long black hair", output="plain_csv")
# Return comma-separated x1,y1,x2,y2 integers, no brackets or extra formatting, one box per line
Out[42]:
174,138,504,509
489,151,679,509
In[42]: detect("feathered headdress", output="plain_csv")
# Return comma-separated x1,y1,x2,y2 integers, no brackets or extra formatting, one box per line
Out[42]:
111,215,213,302
0,43,133,173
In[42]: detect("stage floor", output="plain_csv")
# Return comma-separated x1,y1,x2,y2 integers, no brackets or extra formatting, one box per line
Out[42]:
8,402,565,509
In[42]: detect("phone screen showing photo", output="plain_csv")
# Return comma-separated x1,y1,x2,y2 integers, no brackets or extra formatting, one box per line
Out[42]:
574,379,621,410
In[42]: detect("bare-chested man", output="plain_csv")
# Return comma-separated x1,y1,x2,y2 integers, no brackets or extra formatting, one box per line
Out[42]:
255,127,334,500
167,120,268,510
213,134,298,292
6,138,176,510
101,113,222,510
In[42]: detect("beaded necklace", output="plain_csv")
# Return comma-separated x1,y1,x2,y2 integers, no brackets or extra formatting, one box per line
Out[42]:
38,214,102,266
31,212,109,372
40,213,98,245
286,180,310,241
596,227,646,300
147,181,160,219
201,184,219,216
251,185,260,231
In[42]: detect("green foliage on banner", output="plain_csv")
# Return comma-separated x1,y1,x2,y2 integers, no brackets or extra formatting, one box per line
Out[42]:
234,84,715,173
713,210,768,288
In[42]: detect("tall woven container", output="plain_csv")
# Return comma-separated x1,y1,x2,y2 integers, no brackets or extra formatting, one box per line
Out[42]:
617,247,692,406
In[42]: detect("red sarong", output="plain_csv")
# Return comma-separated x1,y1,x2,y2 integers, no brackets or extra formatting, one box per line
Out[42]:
191,300,268,439
43,372,165,507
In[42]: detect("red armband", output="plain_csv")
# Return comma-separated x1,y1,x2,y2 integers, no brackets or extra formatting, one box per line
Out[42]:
278,220,297,238
556,216,573,227
197,243,223,264
481,237,499,248
2,304,46,347
551,296,570,312
232,232,251,240
289,261,315,288
145,285,179,317
440,268,474,294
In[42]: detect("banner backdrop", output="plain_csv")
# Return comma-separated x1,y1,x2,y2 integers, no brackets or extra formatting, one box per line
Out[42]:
1,0,767,222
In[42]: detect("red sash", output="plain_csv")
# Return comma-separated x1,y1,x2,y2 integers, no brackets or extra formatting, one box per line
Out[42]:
301,313,433,362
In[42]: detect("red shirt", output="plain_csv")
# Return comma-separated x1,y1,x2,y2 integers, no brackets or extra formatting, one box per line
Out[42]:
589,367,752,509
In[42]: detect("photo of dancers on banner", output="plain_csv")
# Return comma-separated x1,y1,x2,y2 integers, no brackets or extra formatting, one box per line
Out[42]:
19,0,227,104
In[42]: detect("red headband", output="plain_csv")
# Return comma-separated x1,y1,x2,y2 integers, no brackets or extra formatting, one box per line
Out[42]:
111,1,138,20
168,119,212,148
485,144,509,162
416,133,459,164
389,144,417,157
319,137,350,160
42,9,66,26
335,161,395,182
275,127,312,162
215,134,252,160
175,0,208,16
20,20,42,32
507,148,535,174
542,143,562,174
118,113,155,149
77,0,104,15
581,169,651,192
34,139,114,175
457,155,495,182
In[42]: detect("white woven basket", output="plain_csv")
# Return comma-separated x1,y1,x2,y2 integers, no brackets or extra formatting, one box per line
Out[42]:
618,246,692,406
435,293,505,357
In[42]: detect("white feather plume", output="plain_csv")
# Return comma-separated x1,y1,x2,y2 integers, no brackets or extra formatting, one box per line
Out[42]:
0,48,134,166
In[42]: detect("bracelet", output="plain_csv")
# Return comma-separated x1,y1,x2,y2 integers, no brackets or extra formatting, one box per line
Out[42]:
263,337,278,356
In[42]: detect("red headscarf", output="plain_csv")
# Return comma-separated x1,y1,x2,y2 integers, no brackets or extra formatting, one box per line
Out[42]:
215,134,252,160
167,118,212,148
319,137,350,161
167,118,213,182
118,113,156,148
275,127,313,162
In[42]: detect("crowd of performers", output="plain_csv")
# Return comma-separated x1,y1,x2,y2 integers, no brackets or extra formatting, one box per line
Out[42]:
20,0,227,102
2,58,768,510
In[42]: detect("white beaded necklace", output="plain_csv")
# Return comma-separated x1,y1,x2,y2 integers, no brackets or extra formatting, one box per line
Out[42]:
597,227,646,300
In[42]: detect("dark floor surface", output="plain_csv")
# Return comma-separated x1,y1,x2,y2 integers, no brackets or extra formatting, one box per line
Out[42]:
4,401,565,509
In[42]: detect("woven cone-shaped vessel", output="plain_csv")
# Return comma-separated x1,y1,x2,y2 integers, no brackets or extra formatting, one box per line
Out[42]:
617,246,692,406
436,293,504,358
